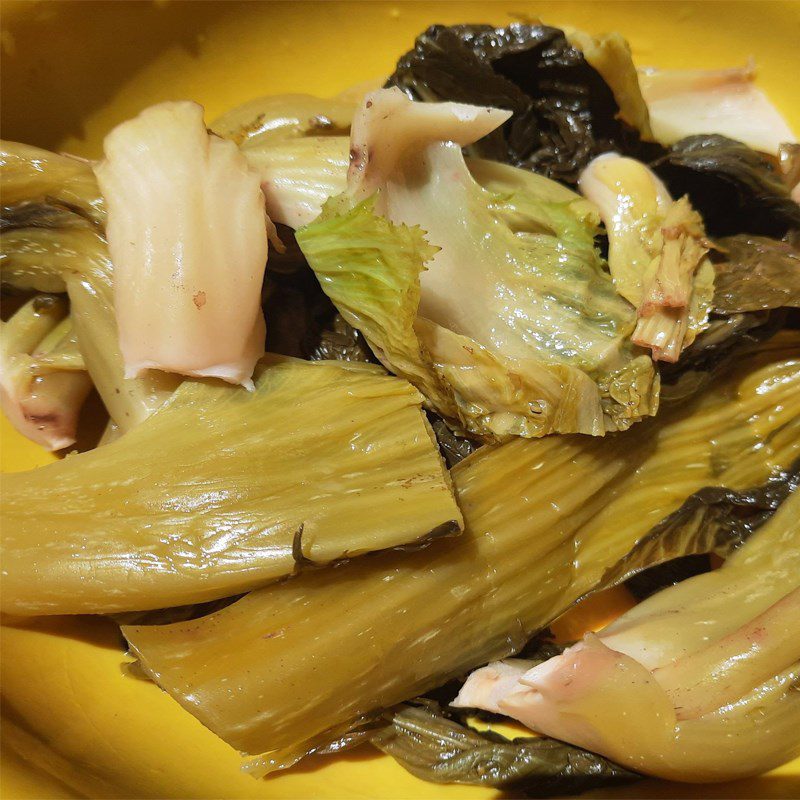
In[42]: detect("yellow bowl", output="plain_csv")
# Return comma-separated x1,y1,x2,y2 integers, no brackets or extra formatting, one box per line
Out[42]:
2,2,799,798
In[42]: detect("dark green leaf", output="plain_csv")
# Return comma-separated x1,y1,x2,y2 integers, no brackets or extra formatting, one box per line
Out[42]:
600,459,800,592
388,23,652,184
308,314,377,364
428,415,480,468
651,135,800,237
658,310,785,402
625,555,711,602
371,702,638,797
712,234,800,313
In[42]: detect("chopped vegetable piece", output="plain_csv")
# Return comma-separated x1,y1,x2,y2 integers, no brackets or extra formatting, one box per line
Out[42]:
579,153,714,361
456,491,800,783
243,137,349,228
565,29,653,139
0,141,104,226
0,187,181,430
0,296,92,450
371,701,638,797
94,101,270,387
712,234,800,313
122,335,798,762
298,90,658,441
651,134,800,237
1,358,461,615
639,62,796,156
211,93,354,147
388,23,651,183
373,465,798,792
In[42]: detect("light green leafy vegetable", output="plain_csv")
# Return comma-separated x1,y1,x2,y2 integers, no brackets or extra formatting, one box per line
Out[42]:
297,89,658,441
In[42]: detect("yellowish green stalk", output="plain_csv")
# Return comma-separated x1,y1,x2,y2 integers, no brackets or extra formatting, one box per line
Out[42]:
124,334,799,764
1,357,461,615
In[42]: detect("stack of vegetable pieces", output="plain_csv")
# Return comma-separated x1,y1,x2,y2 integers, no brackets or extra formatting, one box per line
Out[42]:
1,18,799,796
454,488,800,783
122,335,800,777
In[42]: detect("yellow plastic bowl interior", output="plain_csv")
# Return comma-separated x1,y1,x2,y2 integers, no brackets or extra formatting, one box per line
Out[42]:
1,2,799,798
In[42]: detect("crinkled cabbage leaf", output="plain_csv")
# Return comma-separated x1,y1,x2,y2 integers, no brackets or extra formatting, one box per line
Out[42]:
122,334,799,764
297,92,658,441
1,357,461,615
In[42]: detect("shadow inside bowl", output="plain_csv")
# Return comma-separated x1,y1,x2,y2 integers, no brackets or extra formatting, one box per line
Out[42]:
0,614,124,653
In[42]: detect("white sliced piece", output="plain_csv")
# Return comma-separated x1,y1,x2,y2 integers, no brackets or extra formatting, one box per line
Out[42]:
639,63,796,156
95,101,270,388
